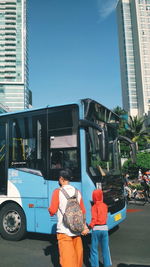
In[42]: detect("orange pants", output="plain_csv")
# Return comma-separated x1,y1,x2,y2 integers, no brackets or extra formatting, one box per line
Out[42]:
57,233,83,267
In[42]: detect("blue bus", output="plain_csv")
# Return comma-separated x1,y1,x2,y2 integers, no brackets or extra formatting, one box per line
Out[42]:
0,98,135,241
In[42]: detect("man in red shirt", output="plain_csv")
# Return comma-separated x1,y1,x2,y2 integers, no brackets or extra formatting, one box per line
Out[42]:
48,169,89,267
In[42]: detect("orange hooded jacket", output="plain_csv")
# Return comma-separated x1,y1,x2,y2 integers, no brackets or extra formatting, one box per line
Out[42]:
89,189,108,229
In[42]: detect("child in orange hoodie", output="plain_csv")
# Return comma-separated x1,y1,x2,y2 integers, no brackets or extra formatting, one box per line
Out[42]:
88,189,112,267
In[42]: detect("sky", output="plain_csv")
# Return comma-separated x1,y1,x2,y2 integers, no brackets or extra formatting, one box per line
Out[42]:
28,0,122,110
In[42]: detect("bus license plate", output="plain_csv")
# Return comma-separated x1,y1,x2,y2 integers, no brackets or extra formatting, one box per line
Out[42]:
114,213,122,221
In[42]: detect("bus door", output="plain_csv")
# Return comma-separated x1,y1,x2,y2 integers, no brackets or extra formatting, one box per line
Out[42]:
0,122,7,195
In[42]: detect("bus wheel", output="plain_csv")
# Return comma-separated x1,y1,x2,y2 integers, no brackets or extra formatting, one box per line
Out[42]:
0,203,26,241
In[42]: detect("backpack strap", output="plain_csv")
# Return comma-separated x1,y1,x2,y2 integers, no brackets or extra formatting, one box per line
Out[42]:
74,188,78,198
59,188,79,216
60,187,71,199
59,188,68,216
61,187,78,199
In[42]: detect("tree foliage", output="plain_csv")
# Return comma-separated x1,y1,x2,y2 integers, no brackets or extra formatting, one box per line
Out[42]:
113,106,127,116
113,106,150,152
122,152,150,178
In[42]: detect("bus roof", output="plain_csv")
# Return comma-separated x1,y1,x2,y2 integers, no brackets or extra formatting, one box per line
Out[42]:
0,98,119,123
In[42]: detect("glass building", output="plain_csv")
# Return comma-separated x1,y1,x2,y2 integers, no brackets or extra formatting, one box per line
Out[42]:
0,0,32,112
117,0,150,117
0,103,9,113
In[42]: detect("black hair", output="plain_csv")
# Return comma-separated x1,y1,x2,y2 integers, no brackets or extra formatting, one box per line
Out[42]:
59,168,73,181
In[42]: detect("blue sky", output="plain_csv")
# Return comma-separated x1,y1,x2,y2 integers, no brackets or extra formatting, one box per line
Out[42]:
28,0,121,110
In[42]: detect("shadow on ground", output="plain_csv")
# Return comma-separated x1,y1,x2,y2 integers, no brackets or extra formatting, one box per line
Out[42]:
42,234,97,267
27,232,93,267
43,234,60,267
26,231,115,267
28,232,102,267
27,232,60,267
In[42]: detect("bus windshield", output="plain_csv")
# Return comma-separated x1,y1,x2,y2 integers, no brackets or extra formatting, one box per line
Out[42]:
87,125,119,179
83,99,120,180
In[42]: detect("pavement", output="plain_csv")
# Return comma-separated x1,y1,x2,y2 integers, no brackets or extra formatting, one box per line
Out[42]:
0,202,149,267
109,203,150,267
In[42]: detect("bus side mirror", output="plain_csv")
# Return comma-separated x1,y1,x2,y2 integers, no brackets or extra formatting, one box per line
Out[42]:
130,143,136,164
98,128,109,161
118,135,136,164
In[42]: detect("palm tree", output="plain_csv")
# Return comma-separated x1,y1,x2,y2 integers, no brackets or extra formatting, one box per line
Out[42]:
113,106,128,136
113,106,127,117
125,116,150,151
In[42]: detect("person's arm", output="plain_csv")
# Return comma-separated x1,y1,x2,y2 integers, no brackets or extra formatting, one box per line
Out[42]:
78,191,89,235
78,190,86,214
88,205,97,229
48,188,59,216
79,196,86,214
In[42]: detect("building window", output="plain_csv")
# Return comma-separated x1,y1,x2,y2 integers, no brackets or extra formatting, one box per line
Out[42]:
138,0,145,4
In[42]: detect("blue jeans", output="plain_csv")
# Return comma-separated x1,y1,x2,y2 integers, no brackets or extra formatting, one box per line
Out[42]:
90,230,112,267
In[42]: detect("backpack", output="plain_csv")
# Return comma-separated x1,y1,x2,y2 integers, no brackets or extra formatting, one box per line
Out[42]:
60,187,85,234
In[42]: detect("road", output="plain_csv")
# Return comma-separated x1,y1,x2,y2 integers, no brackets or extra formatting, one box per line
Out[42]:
0,203,150,267
109,202,150,267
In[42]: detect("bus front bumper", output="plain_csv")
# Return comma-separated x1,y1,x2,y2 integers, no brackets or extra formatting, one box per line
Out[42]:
107,205,127,230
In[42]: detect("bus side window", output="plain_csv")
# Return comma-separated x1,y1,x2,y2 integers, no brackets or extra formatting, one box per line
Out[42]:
9,112,47,177
49,134,80,180
48,106,81,181
51,150,62,169
63,150,78,169
50,149,78,170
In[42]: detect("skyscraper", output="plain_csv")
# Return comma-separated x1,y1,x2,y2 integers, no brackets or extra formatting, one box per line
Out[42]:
117,0,150,117
0,0,32,112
